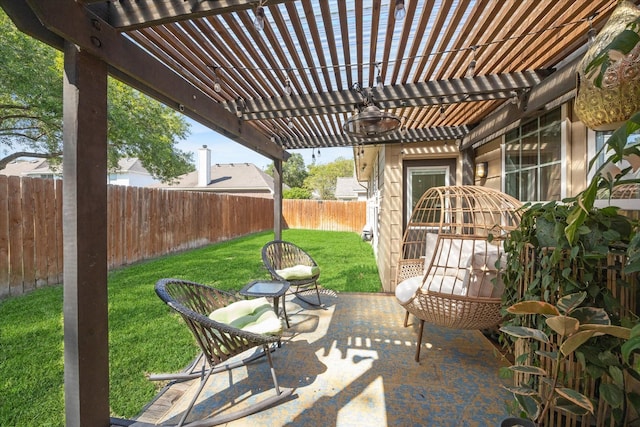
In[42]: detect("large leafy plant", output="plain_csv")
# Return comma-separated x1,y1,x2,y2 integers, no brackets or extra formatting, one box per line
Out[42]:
499,8,640,426
501,292,638,425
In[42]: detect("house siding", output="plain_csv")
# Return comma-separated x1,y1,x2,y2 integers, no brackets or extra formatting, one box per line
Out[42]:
363,100,602,293
372,141,462,292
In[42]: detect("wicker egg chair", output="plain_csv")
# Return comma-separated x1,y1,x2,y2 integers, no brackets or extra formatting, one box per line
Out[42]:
395,185,522,361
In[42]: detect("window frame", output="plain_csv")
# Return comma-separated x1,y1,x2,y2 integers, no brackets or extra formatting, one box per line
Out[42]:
501,108,566,202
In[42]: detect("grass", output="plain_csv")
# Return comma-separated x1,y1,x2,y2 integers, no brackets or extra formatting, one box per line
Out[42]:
0,229,380,426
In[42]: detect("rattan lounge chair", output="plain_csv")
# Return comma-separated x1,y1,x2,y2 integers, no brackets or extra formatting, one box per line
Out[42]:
262,240,322,306
395,186,522,362
151,278,293,426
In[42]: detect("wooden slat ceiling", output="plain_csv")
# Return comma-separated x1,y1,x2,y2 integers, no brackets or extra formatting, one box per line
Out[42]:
78,0,620,152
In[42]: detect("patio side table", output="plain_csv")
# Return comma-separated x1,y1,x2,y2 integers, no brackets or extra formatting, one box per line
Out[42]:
239,280,290,328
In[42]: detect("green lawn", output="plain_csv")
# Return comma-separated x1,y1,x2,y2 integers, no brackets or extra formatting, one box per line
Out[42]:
0,229,380,426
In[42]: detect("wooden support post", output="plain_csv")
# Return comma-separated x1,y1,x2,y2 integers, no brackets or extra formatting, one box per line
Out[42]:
460,146,475,185
62,42,110,426
273,159,283,241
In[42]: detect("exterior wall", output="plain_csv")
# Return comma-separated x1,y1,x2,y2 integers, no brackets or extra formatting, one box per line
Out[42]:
474,137,502,190
109,172,160,187
368,101,597,293
372,141,461,292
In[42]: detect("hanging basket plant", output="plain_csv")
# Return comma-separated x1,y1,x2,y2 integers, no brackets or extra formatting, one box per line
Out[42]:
575,0,640,131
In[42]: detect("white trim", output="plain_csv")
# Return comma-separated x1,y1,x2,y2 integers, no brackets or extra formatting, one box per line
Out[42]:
501,141,506,194
586,128,597,183
594,199,640,210
560,117,569,200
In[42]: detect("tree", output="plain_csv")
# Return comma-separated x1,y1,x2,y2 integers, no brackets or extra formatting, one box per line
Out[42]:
283,187,312,199
304,157,354,199
0,11,194,182
265,152,308,188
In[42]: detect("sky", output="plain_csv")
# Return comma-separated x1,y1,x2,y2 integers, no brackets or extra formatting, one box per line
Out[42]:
178,118,354,170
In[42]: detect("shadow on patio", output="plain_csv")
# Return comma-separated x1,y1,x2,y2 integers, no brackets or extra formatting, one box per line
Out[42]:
133,293,513,427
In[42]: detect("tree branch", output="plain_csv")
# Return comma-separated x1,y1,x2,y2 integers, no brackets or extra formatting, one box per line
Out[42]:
0,151,62,171
0,104,30,110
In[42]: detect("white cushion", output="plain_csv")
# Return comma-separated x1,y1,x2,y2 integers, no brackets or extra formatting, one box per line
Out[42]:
405,237,507,302
423,273,467,296
423,232,439,273
395,276,423,304
395,273,469,305
276,264,319,280
467,242,507,298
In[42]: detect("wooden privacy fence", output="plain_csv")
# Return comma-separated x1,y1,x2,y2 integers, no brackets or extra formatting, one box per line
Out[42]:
283,199,366,232
0,175,367,300
0,176,274,299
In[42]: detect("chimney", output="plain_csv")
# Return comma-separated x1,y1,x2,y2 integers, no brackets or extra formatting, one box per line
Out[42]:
198,145,211,187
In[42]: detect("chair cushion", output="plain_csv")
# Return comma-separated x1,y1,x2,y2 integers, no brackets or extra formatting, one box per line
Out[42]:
276,264,320,280
209,297,283,336
467,243,507,298
395,276,423,304
395,274,467,304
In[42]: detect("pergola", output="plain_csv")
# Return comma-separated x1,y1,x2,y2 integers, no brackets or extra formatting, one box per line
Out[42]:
0,1,624,425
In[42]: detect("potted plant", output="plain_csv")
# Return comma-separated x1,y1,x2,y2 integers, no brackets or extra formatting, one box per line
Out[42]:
500,292,638,425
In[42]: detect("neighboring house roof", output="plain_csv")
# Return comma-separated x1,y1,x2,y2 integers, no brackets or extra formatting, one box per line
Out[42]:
115,158,149,175
157,163,285,198
0,157,158,186
0,157,152,176
335,176,366,200
0,159,57,177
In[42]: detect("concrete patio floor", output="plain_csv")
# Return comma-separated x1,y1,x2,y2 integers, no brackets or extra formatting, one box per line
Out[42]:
131,292,514,427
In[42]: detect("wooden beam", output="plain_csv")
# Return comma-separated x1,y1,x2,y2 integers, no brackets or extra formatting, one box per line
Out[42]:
460,52,582,150
277,126,469,149
62,42,110,427
85,0,297,31
273,159,282,241
20,0,286,161
0,0,63,49
241,70,551,120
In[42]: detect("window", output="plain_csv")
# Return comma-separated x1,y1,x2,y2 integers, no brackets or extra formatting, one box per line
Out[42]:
592,130,640,175
504,109,562,202
591,129,640,209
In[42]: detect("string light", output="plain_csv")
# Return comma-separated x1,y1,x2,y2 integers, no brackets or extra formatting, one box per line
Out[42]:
212,67,222,92
394,0,406,21
587,14,597,46
510,90,518,105
466,46,477,78
439,97,446,119
236,98,244,118
220,16,595,77
254,5,265,31
284,69,293,95
376,62,384,90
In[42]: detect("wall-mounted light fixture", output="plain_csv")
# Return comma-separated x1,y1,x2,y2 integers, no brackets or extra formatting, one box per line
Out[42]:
475,162,488,179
